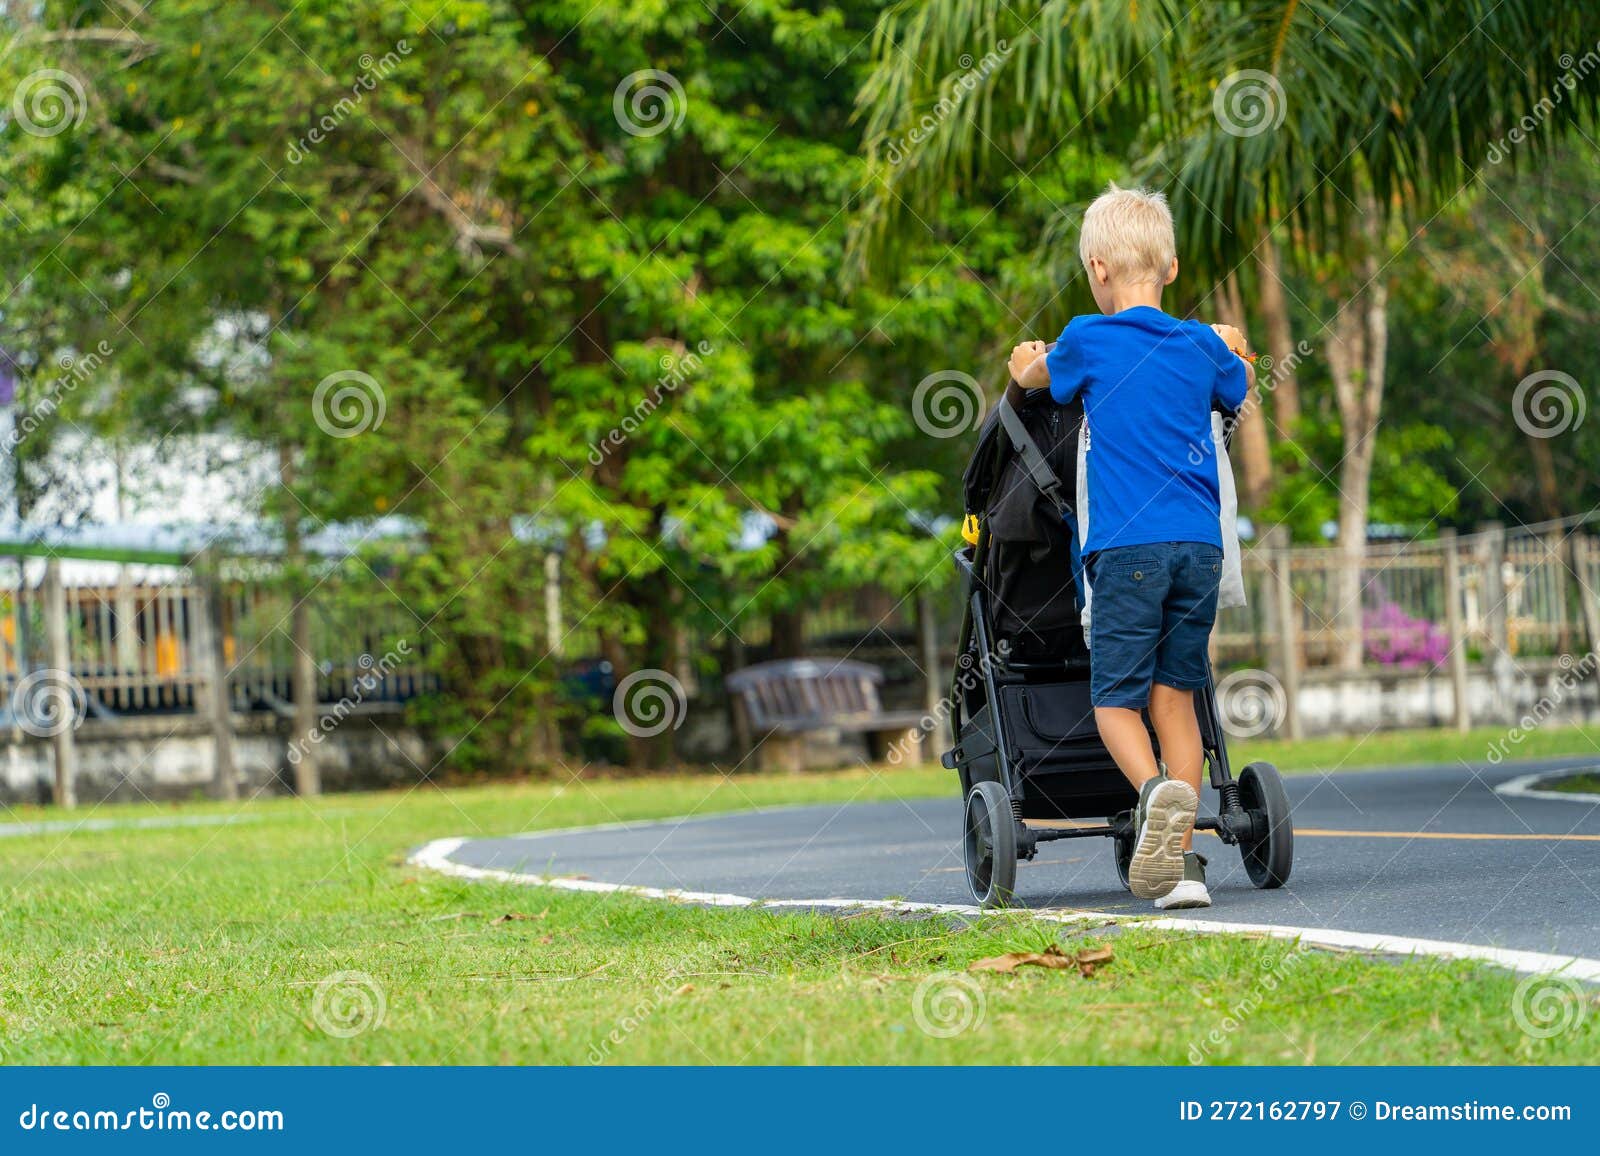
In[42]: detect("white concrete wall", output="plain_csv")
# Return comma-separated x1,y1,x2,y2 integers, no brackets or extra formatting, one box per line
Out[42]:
1,714,435,806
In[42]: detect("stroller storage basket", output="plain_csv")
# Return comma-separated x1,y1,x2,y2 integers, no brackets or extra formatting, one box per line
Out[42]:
959,680,1133,819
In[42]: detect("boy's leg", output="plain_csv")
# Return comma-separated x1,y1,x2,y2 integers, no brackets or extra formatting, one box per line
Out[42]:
1150,542,1224,856
1093,706,1160,788
1088,546,1193,899
1149,684,1201,850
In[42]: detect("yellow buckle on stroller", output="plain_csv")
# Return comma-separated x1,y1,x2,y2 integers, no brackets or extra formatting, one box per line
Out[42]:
962,514,980,545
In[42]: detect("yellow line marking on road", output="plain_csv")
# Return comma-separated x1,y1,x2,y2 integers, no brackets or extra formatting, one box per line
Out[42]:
1295,828,1600,842
1025,820,1600,842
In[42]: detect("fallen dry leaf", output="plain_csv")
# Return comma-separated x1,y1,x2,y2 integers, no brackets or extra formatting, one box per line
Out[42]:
970,943,1115,977
490,911,545,924
673,983,695,996
1074,945,1114,977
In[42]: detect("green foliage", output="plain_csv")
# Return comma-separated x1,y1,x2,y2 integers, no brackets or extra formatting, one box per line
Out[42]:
1,0,1041,770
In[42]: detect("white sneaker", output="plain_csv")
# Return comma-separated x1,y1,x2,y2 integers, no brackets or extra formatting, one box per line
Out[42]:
1126,777,1198,899
1153,853,1211,910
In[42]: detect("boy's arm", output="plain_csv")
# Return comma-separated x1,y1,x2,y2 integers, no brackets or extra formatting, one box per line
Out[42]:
1208,323,1253,408
1008,340,1050,390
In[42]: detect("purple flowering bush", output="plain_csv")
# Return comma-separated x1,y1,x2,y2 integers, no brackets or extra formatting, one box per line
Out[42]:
1364,600,1450,668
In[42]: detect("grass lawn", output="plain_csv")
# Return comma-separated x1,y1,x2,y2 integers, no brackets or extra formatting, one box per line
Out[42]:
2,745,1596,1066
1539,770,1600,794
1231,721,1599,774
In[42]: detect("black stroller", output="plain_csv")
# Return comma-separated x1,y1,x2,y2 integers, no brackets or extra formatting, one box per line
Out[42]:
941,373,1294,907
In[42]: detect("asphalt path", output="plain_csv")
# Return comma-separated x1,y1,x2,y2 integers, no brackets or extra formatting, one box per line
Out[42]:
433,759,1600,960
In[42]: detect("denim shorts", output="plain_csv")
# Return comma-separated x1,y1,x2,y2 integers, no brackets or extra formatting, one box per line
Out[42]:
1086,541,1222,708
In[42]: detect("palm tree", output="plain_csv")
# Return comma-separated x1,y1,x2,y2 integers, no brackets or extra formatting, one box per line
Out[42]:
858,0,1600,667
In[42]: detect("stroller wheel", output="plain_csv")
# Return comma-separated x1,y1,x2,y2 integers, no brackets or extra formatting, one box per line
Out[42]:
1237,762,1293,888
1112,828,1134,892
963,780,1018,908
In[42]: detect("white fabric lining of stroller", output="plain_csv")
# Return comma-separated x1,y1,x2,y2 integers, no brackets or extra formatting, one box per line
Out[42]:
1074,410,1247,629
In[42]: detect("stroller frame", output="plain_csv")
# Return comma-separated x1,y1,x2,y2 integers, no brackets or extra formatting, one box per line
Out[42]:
942,381,1293,907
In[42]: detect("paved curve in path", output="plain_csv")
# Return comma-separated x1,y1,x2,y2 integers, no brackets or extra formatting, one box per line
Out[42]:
431,759,1600,961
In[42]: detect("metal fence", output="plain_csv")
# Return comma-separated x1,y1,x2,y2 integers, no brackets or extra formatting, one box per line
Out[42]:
1213,523,1600,671
0,557,436,722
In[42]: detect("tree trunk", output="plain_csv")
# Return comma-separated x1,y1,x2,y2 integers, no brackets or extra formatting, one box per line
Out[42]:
279,445,321,796
1325,217,1389,672
1527,429,1563,523
1256,234,1301,431
1215,273,1272,510
770,606,805,659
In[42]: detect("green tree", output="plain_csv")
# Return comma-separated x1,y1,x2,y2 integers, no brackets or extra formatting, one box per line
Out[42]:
859,0,1600,666
2,0,1031,770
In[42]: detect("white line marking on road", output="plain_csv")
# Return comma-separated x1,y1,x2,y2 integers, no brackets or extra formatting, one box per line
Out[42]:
409,835,1600,983
1496,770,1600,805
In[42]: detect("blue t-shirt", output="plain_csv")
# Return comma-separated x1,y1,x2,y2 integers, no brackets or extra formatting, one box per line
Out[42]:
1045,306,1248,555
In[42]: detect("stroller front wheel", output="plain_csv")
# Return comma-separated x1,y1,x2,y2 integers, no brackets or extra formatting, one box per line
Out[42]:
1112,826,1134,891
963,780,1018,908
1237,762,1294,888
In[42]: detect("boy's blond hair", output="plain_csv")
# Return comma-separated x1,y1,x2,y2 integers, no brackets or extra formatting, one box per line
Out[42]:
1078,184,1176,286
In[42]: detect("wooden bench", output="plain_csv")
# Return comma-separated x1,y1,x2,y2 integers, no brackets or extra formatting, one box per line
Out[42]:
725,658,928,770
